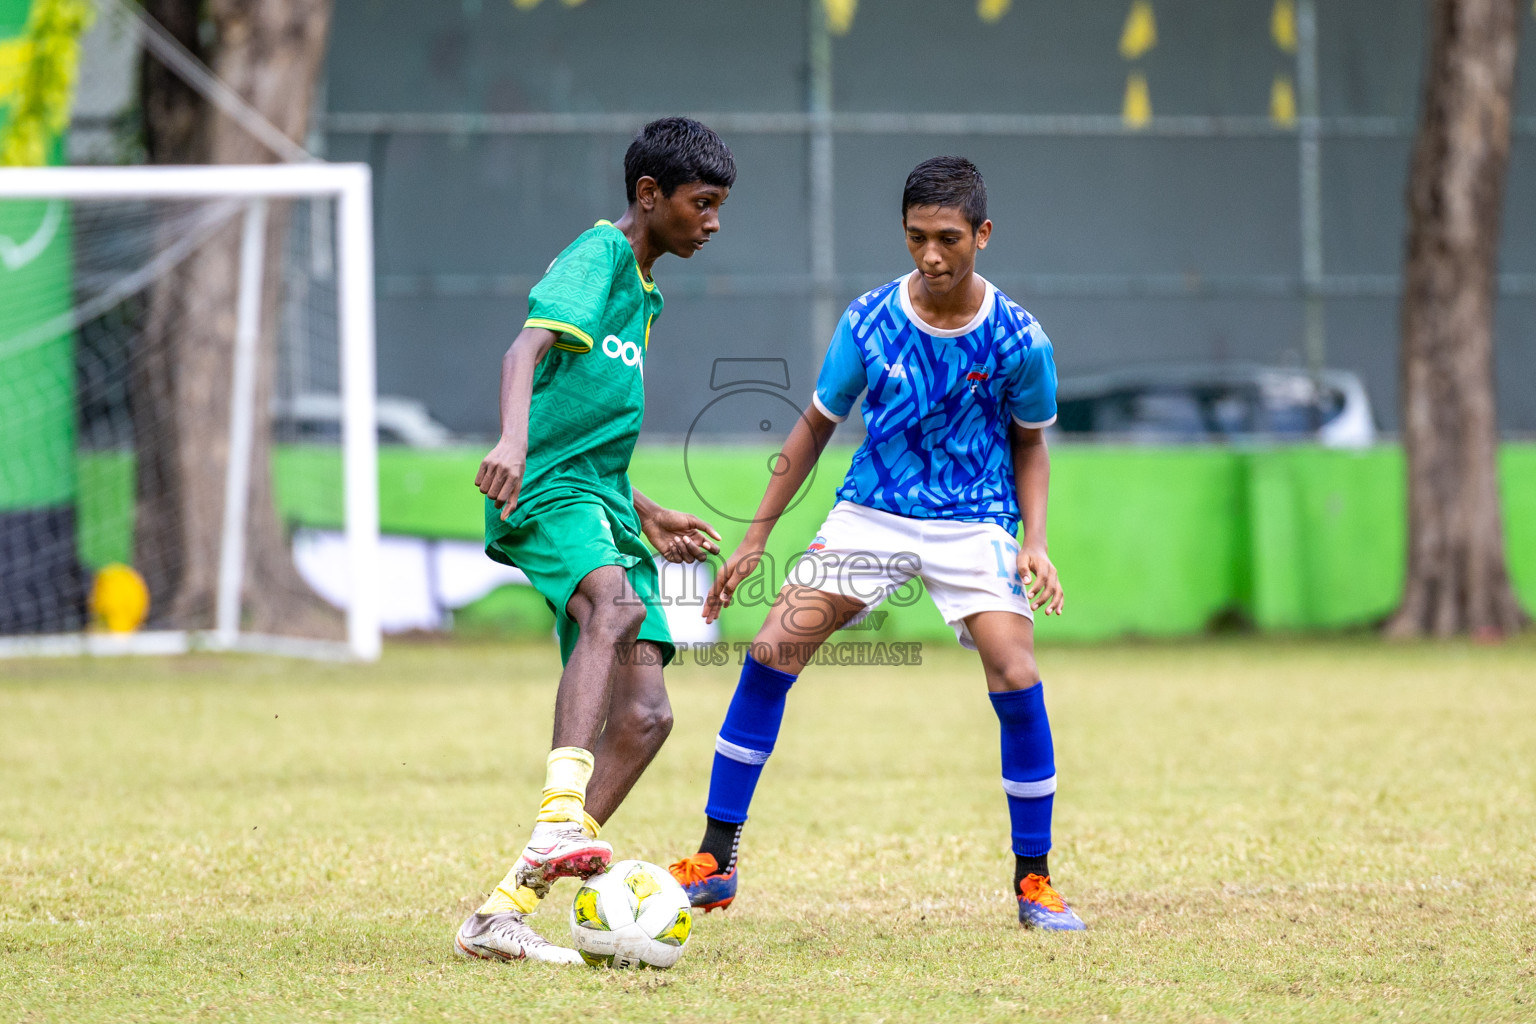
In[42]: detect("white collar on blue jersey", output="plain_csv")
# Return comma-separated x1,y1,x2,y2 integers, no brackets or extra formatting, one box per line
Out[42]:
898,269,997,338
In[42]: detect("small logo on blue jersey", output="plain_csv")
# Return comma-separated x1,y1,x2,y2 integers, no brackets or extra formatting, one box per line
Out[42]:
966,362,991,393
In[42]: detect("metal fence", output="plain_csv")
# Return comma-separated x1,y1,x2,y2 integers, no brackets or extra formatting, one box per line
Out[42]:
318,0,1536,435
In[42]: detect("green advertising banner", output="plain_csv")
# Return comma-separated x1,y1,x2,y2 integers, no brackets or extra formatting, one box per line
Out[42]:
0,195,75,512
0,0,85,632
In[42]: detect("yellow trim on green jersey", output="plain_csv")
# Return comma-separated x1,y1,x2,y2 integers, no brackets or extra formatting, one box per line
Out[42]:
595,219,656,293
525,317,594,352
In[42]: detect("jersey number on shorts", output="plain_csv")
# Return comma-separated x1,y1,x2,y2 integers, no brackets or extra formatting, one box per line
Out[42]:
990,539,1025,597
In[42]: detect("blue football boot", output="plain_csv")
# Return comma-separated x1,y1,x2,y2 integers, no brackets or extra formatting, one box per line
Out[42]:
668,853,738,912
1017,874,1086,931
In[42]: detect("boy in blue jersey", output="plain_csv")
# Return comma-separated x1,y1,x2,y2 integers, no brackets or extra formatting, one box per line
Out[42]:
668,157,1083,930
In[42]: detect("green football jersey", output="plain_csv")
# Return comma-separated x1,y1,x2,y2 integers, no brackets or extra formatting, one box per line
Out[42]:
485,221,663,544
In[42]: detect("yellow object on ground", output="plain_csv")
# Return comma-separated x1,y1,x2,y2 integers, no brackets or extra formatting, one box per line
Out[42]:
90,564,149,633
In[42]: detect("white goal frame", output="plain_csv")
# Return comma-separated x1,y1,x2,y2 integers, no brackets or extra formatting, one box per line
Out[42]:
0,163,381,661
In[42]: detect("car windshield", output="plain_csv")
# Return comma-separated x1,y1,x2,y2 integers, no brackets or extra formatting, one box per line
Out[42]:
1081,386,1258,439
1058,377,1350,441
1098,390,1206,438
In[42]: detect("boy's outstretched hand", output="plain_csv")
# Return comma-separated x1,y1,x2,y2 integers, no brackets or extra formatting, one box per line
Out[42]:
642,508,722,565
703,543,766,624
1018,544,1064,615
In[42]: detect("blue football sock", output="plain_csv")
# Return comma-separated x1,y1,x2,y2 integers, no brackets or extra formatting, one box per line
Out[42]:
703,655,796,827
990,683,1056,859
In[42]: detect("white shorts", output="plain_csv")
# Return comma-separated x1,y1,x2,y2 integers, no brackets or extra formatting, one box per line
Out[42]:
786,501,1032,650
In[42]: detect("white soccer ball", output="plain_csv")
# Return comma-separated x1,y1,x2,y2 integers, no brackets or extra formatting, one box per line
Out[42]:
569,859,693,969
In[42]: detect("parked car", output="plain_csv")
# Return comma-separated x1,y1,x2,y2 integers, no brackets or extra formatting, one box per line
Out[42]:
273,393,459,447
1052,364,1377,447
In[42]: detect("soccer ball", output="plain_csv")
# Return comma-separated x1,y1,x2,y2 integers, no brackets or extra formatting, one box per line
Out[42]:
569,860,693,969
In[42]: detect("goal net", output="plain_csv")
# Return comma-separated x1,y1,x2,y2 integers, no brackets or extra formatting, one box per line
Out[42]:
0,164,380,660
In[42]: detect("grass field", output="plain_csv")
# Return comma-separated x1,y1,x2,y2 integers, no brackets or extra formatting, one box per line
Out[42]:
2,637,1534,1023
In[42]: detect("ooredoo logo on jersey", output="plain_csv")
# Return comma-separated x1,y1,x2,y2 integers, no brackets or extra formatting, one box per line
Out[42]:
602,334,642,366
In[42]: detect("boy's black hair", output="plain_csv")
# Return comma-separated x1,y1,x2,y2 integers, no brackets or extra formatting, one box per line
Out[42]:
624,117,736,203
902,156,988,231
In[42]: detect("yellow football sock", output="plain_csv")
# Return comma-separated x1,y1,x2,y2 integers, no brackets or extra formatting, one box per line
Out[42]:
534,746,595,824
476,750,601,916
478,878,541,916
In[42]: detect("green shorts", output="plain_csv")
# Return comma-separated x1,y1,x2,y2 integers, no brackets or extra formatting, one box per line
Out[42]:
486,500,675,667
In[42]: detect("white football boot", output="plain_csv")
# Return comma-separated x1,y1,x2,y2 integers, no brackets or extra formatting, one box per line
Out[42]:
512,820,612,897
453,911,582,964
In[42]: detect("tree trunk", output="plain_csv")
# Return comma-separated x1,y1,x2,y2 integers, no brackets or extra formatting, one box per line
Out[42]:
1386,0,1526,639
130,0,204,619
134,0,339,637
137,0,206,165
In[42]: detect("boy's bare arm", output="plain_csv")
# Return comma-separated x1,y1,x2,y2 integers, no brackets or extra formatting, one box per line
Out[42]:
1010,421,1064,615
475,327,557,521
703,402,840,622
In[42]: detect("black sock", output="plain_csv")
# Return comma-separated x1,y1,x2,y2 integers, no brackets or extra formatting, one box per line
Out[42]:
1014,853,1050,892
699,817,743,873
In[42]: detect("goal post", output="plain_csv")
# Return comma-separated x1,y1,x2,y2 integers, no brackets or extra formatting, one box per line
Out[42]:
0,163,381,661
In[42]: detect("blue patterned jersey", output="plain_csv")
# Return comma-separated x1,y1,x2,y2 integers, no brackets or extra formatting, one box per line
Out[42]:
812,272,1058,534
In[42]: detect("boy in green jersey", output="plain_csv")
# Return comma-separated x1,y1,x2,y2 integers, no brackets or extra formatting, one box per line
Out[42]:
455,118,735,964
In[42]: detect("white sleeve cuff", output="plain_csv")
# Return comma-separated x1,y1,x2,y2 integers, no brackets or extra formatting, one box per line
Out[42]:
811,392,849,423
1012,413,1057,429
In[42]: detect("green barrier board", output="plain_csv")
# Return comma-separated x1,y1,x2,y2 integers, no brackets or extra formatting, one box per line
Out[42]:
1246,448,1407,629
76,443,1536,640
0,197,75,511
1497,446,1536,608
